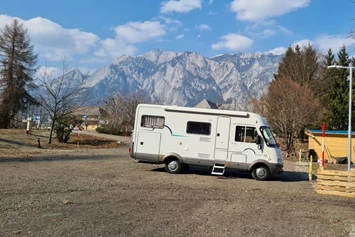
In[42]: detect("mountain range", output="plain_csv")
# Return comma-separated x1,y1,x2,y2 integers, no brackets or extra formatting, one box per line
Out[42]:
78,49,284,107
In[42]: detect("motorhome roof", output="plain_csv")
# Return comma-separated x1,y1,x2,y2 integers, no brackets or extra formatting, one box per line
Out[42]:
138,104,256,118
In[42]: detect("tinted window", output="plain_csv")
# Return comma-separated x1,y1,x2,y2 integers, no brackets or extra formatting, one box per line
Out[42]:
235,126,245,142
245,127,257,143
141,116,165,129
186,121,211,135
235,126,257,143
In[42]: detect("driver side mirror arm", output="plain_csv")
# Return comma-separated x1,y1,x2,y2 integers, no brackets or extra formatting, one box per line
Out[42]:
256,135,262,149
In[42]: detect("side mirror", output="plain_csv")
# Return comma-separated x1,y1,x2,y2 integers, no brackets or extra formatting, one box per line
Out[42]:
256,135,262,145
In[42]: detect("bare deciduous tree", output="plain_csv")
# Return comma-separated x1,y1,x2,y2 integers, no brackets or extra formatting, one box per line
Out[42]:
35,60,89,143
252,77,325,151
103,91,149,132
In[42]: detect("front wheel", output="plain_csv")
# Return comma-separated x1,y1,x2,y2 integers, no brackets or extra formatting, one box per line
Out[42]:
165,159,182,174
252,166,270,181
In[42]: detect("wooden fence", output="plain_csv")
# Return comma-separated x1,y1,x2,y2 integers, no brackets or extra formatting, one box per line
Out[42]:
317,169,355,198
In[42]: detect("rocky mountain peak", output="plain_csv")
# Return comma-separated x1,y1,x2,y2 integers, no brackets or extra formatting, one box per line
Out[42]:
84,50,284,107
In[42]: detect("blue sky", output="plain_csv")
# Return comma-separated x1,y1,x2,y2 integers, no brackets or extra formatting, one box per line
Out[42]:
1,0,355,71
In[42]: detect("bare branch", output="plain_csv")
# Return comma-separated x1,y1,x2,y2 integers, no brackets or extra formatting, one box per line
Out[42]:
34,59,90,143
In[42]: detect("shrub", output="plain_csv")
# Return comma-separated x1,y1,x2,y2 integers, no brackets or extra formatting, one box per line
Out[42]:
96,125,132,136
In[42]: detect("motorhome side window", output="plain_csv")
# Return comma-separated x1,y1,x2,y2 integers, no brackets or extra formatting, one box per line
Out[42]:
141,115,165,129
235,126,257,143
186,121,211,135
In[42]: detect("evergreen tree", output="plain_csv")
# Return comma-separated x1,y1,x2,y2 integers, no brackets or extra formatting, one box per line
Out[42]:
274,46,297,82
301,44,319,89
274,44,319,88
317,48,336,106
327,46,351,130
0,19,38,128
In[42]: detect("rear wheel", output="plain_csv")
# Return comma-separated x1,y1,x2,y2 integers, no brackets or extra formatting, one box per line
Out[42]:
252,166,270,181
165,159,182,174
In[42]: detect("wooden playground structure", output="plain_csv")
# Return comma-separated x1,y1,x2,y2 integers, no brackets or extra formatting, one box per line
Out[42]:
305,128,355,198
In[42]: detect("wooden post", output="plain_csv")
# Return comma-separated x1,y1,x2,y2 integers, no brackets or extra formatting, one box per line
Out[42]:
309,154,313,181
321,122,326,169
299,149,302,164
77,131,80,148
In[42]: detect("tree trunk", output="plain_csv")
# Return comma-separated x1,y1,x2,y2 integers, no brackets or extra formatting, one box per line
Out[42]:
48,118,55,144
63,129,72,143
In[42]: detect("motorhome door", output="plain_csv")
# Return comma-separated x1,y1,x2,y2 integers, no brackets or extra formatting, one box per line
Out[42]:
229,124,260,165
214,116,231,161
135,131,161,162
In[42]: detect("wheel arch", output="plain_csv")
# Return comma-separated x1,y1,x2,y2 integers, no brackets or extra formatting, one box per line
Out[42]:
162,153,183,164
249,160,271,172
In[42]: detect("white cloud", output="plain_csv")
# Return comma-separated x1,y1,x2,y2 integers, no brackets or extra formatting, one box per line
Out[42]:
268,47,287,55
212,34,253,51
95,21,166,60
315,35,355,53
176,34,184,39
195,24,212,31
158,16,182,26
157,16,182,31
0,15,99,61
248,20,276,29
0,15,15,26
94,38,137,58
34,66,62,79
277,26,293,35
260,29,276,38
196,34,201,39
245,24,292,39
292,36,355,53
292,39,313,49
114,21,165,44
160,0,202,13
230,0,310,22
208,0,213,5
268,35,355,56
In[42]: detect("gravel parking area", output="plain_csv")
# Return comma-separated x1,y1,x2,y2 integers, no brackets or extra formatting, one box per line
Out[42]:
1,148,355,237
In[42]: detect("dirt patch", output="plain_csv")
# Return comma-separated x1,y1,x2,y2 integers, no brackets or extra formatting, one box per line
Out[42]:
1,130,355,236
0,149,355,237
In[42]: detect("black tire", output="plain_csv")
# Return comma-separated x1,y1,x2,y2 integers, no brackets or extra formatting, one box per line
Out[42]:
252,166,270,181
165,159,182,174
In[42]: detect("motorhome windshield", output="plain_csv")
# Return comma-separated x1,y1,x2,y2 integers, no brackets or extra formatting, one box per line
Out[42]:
260,126,277,147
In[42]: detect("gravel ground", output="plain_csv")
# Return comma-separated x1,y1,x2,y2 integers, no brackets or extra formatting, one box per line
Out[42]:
1,148,355,237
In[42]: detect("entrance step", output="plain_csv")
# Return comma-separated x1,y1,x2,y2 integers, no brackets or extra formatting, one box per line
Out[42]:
211,164,226,175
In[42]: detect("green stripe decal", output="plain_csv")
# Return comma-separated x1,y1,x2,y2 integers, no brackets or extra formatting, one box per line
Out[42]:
172,134,187,137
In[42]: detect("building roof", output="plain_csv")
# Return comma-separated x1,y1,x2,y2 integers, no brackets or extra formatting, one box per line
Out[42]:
194,99,219,109
71,106,102,116
308,129,355,135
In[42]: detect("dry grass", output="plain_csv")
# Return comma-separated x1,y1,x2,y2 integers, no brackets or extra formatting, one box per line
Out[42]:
0,129,122,158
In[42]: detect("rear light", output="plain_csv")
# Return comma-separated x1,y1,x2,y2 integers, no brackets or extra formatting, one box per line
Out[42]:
129,148,132,153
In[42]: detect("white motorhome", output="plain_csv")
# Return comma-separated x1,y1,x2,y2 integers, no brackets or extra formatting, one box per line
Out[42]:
129,104,283,180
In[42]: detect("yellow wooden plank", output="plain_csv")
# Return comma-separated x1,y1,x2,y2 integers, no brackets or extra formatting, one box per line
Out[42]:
317,180,355,187
317,170,355,176
317,189,355,198
317,175,355,182
318,169,354,175
317,185,355,192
